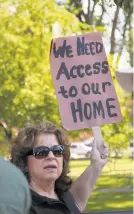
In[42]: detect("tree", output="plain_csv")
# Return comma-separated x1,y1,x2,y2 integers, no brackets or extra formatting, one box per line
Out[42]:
0,0,132,157
0,0,81,156
63,0,133,154
0,0,78,129
65,0,133,66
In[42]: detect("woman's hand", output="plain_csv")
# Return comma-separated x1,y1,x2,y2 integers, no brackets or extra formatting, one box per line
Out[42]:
70,140,108,212
90,140,108,169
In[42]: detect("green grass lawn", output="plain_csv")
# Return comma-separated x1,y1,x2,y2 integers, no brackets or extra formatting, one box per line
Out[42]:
69,158,133,174
84,192,133,212
69,158,133,178
69,158,133,212
94,174,133,190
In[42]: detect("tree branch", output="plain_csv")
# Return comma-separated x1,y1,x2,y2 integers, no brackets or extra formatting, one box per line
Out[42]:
97,4,106,25
114,14,131,68
110,5,120,54
90,0,97,25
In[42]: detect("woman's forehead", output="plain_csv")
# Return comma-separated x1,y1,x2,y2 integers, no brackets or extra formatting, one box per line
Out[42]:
35,133,59,146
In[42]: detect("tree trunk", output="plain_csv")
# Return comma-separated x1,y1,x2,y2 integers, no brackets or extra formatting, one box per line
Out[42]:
97,5,106,25
114,13,131,68
128,21,133,67
110,5,120,54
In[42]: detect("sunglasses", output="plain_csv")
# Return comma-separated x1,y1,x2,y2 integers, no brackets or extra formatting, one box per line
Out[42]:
27,145,64,158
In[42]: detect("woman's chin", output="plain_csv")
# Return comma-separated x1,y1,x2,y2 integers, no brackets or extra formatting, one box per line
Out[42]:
43,174,59,182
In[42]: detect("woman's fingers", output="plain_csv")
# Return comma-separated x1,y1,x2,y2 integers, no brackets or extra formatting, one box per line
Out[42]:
100,154,108,159
101,147,108,155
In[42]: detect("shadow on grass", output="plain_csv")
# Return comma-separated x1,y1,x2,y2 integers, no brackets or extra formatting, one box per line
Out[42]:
84,192,133,212
94,174,133,189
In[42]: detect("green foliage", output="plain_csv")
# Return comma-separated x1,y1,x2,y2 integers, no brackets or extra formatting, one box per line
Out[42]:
100,55,133,154
0,0,133,157
0,0,79,130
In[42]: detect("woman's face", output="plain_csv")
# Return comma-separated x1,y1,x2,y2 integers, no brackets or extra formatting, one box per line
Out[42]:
27,133,63,183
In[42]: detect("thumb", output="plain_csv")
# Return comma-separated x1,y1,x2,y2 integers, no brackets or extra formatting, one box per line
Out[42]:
93,139,106,154
92,140,97,151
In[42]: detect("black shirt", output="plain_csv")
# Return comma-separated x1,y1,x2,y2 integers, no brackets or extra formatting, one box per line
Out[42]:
30,188,82,214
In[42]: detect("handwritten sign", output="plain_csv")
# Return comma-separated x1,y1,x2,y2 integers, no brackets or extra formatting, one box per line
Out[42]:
50,32,122,130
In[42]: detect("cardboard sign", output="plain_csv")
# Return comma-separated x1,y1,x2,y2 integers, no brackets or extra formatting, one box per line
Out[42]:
50,32,122,131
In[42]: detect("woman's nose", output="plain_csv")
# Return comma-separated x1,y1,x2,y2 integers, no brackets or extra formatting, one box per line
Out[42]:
46,151,55,159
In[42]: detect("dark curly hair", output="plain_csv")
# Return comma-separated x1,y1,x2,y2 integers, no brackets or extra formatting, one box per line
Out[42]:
11,121,72,190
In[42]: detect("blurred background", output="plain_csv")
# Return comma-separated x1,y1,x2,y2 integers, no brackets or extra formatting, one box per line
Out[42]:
0,0,133,213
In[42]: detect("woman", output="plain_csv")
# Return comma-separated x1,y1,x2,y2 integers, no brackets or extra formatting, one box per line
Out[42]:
11,121,108,214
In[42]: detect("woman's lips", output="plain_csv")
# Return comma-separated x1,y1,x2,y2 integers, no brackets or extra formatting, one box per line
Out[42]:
44,164,57,170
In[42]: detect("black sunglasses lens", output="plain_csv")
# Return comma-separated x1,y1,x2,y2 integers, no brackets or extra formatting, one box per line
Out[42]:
52,145,64,157
33,145,64,158
34,147,49,158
